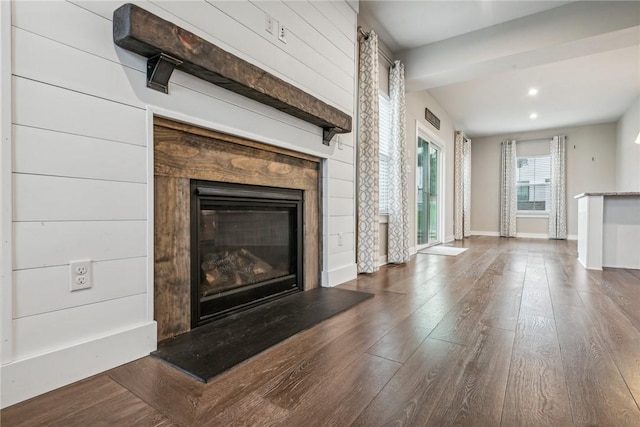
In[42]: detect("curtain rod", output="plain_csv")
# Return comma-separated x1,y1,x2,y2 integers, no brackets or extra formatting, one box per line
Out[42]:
358,27,395,67
517,137,556,143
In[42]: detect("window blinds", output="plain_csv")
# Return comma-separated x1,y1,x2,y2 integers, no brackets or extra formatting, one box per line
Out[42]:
378,93,391,213
516,156,551,212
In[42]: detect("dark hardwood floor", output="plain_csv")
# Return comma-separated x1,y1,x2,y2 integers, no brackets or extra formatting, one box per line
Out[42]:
3,237,640,426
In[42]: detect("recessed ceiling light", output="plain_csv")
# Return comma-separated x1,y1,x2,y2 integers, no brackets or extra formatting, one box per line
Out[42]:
530,113,538,119
528,88,538,96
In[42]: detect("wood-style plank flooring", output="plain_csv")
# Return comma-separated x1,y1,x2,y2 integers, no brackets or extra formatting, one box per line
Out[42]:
3,237,640,426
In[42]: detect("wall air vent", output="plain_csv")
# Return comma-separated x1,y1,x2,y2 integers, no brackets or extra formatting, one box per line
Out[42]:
425,108,441,130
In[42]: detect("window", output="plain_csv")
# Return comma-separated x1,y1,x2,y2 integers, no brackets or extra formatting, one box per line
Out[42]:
516,156,551,212
378,93,391,214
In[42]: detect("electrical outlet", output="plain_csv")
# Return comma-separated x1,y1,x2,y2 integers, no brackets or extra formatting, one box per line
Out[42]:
337,233,344,247
70,259,92,291
278,24,287,43
265,13,275,35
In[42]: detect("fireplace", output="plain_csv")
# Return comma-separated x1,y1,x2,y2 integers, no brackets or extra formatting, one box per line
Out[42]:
191,181,303,326
153,118,321,341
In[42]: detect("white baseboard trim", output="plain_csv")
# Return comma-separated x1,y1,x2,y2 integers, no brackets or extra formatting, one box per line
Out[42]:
471,231,500,237
444,235,455,243
470,231,577,241
1,322,157,408
322,263,357,287
603,263,640,270
409,246,417,256
515,232,548,239
577,258,597,270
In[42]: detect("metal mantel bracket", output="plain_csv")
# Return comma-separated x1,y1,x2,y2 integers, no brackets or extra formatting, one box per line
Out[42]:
113,3,352,146
146,53,183,94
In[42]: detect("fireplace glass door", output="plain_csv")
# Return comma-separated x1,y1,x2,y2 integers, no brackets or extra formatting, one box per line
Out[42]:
191,181,303,326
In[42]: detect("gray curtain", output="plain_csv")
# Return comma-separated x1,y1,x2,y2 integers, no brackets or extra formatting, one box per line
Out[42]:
454,131,471,239
387,61,410,264
356,30,380,273
549,135,567,239
500,140,517,237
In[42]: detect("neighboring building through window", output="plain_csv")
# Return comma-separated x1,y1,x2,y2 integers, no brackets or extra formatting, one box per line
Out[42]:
378,93,391,214
516,155,550,212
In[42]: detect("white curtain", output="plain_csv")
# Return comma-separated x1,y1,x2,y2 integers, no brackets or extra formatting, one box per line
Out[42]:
387,61,410,264
549,135,567,239
500,140,517,237
454,131,471,239
356,30,380,273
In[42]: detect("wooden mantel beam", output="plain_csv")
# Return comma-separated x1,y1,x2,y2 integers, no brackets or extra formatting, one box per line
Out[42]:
113,3,352,145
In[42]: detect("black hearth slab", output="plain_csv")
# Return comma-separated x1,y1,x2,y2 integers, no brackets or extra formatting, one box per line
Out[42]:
151,287,373,382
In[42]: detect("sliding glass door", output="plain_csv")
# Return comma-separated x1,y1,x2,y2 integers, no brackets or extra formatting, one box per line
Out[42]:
417,136,440,247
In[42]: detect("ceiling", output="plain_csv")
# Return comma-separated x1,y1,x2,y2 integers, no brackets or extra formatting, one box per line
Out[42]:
358,1,640,138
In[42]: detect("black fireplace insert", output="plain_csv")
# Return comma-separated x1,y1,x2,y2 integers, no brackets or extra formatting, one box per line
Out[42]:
190,180,303,327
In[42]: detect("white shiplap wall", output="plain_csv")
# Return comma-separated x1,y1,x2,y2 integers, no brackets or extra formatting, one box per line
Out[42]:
2,0,357,407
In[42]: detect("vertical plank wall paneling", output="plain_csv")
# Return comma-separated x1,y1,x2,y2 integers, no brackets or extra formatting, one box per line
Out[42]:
0,0,13,365
3,0,357,407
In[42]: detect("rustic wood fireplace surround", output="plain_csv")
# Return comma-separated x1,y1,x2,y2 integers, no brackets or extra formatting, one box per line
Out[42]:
154,119,321,341
113,3,352,340
111,4,351,341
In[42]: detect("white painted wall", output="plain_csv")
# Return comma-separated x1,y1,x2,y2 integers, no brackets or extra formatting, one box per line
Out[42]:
359,12,456,255
2,0,357,407
406,91,456,246
470,122,617,238
616,98,640,192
